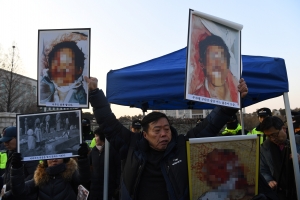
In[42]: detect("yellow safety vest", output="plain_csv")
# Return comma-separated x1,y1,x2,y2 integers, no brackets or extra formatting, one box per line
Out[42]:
0,152,8,169
222,124,242,135
89,138,96,148
248,128,264,144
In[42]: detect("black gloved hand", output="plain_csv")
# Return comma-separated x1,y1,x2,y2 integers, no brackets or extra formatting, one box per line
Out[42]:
11,153,23,169
77,143,90,158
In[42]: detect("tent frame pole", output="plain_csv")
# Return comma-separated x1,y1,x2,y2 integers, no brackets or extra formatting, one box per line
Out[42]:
283,92,300,200
103,139,110,200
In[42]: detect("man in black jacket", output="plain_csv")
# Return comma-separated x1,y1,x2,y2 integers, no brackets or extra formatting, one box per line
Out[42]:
84,76,248,200
87,127,120,200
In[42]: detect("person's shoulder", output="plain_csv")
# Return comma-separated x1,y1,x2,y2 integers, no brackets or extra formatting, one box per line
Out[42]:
261,139,271,151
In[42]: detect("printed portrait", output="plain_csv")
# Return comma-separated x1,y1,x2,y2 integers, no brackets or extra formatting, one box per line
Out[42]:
185,10,242,108
38,28,90,108
187,136,259,200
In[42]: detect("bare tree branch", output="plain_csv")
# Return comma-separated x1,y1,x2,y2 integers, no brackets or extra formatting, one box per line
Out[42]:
0,44,39,113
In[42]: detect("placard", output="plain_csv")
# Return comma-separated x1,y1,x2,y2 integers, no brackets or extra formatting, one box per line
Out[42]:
17,110,82,161
187,135,259,200
38,28,90,108
185,10,243,108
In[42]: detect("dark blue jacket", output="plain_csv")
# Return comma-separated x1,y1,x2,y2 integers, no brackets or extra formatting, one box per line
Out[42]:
90,89,238,200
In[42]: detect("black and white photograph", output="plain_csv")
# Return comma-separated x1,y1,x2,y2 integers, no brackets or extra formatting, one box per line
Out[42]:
16,110,82,161
37,28,90,108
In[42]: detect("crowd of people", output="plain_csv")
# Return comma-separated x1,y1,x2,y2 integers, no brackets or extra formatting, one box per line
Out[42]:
0,79,299,199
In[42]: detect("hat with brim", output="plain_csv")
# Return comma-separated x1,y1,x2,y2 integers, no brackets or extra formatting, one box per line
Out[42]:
257,108,272,116
0,126,17,143
132,120,142,129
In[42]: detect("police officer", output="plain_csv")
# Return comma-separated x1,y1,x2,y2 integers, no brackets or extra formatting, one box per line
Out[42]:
82,118,95,147
130,119,142,134
221,115,249,136
248,107,272,144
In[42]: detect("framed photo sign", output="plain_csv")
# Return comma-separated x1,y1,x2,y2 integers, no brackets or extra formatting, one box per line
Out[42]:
185,10,243,108
187,135,259,200
17,109,82,161
37,28,90,108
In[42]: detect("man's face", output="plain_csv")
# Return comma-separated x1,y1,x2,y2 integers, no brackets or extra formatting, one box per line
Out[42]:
4,138,16,151
50,47,77,86
47,158,64,167
205,45,228,86
263,126,287,145
94,134,104,146
143,118,172,151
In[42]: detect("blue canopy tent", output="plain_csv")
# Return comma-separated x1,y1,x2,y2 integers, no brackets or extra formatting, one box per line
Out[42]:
106,48,300,198
106,47,288,110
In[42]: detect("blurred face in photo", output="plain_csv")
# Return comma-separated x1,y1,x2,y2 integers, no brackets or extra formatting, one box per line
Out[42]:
205,45,228,87
50,48,77,87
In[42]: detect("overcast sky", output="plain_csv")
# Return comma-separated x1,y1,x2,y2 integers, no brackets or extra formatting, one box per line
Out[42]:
1,0,299,118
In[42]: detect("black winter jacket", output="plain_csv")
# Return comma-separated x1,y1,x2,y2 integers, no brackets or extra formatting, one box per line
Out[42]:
10,158,90,200
88,145,121,200
90,89,238,200
2,150,39,200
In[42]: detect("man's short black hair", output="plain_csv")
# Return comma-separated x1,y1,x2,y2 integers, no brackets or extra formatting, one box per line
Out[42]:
94,126,105,141
199,34,230,68
260,116,284,132
141,112,170,132
48,41,85,80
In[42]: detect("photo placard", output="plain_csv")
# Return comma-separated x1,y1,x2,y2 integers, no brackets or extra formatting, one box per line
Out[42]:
37,28,90,108
17,109,82,161
185,10,243,108
187,135,259,200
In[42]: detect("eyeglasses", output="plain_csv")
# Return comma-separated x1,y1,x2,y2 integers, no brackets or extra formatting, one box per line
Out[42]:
267,130,280,139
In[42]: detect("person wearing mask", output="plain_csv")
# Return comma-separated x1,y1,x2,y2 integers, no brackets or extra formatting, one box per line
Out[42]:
84,76,248,200
1,126,39,200
6,151,90,200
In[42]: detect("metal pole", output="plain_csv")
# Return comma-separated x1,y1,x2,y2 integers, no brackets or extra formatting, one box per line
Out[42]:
283,92,300,200
240,108,245,135
103,139,110,200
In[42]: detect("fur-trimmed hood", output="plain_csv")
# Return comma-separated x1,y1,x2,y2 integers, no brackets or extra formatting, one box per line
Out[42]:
34,158,77,186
